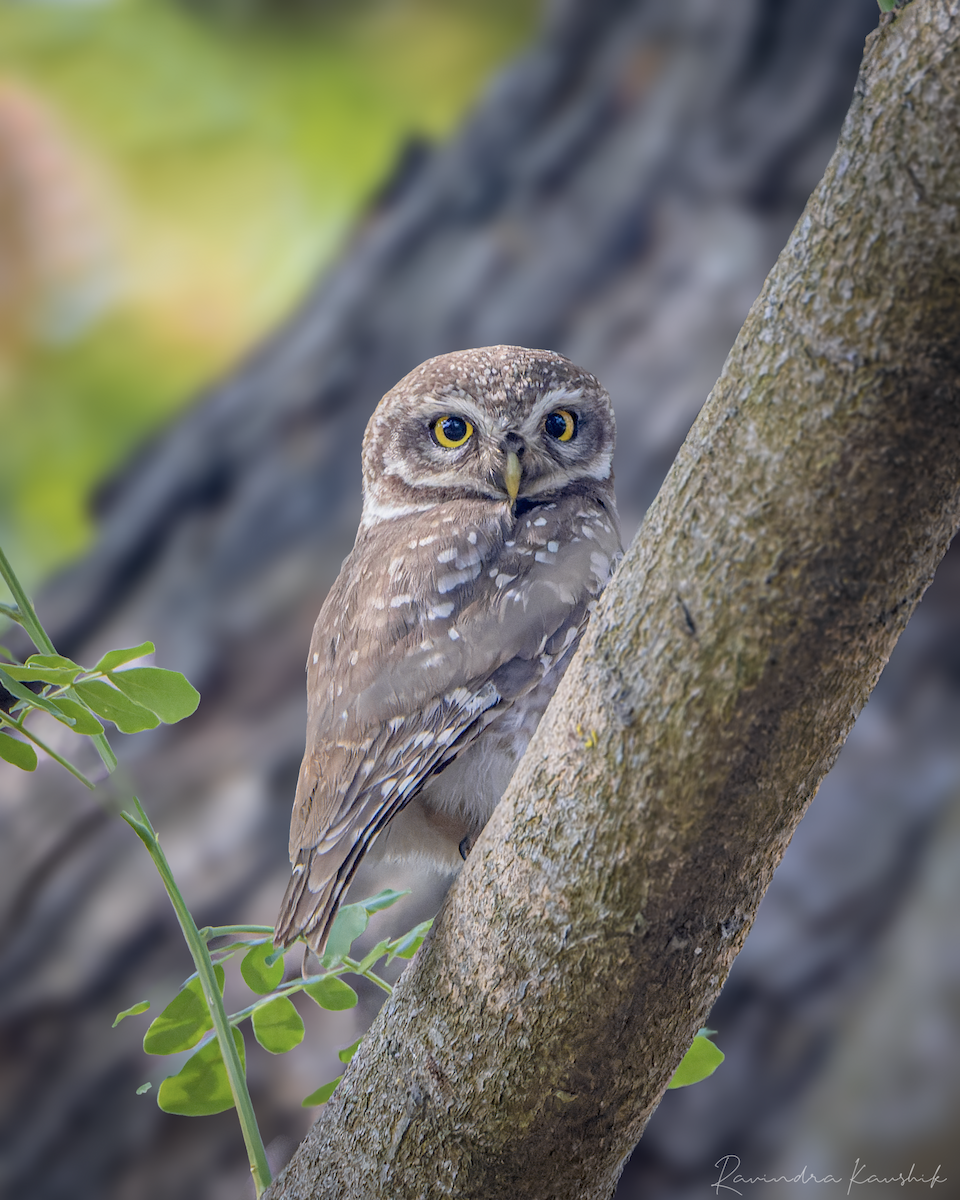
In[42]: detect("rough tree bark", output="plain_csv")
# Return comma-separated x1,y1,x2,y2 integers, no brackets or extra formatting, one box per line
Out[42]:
268,5,960,1197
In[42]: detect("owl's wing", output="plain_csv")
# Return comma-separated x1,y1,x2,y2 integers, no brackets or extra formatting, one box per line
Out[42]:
275,498,620,951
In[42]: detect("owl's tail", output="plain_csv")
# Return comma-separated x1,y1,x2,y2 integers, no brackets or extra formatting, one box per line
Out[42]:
273,833,372,956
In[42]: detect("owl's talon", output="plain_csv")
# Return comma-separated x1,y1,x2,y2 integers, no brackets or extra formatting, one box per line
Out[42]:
459,835,474,860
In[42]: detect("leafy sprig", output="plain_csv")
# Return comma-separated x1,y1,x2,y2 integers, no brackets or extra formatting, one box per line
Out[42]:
0,642,200,785
1,547,199,783
115,884,433,1118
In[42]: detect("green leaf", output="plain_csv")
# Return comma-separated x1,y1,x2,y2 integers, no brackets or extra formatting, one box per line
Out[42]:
93,642,155,672
0,731,37,771
667,1030,724,1089
303,976,358,1011
73,679,159,733
322,902,369,965
52,696,105,736
0,644,16,662
0,667,71,721
302,1075,341,1107
136,1082,153,1095
105,667,200,724
2,654,82,686
113,1000,151,1027
359,888,409,915
388,918,433,961
338,1036,362,1065
143,967,225,1055
240,941,285,995
157,1026,245,1116
251,996,305,1054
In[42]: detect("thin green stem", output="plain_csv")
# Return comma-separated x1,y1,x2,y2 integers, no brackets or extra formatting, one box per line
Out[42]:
0,544,56,654
342,956,394,994
122,800,272,1197
0,601,24,626
0,710,97,789
202,925,275,941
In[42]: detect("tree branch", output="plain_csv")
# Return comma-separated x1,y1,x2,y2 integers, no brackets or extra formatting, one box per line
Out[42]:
268,4,960,1196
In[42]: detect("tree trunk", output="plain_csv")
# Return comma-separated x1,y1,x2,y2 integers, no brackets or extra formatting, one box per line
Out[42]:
267,5,960,1196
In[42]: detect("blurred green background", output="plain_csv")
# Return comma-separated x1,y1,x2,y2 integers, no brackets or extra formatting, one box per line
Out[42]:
0,0,537,588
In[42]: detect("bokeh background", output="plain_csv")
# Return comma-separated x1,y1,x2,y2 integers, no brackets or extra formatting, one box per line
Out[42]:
3,1,960,1197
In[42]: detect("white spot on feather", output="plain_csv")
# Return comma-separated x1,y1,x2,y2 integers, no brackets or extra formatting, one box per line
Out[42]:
590,552,610,576
437,563,481,593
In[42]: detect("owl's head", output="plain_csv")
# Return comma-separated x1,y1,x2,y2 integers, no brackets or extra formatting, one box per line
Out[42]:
360,346,616,524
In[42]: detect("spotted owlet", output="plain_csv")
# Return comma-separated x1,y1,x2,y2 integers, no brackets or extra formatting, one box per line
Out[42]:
274,346,621,953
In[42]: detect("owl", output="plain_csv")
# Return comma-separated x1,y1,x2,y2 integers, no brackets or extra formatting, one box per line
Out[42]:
274,346,621,954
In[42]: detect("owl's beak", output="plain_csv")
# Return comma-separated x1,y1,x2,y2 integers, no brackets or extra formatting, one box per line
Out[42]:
503,450,522,505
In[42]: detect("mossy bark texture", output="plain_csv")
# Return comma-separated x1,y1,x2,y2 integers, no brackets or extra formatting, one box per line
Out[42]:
267,5,960,1197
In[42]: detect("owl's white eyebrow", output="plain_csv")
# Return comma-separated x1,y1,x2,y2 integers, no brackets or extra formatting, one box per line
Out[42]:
533,386,584,414
360,496,435,527
420,394,489,427
520,387,587,435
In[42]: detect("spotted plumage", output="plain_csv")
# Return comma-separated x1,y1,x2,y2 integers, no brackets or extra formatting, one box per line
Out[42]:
275,345,622,953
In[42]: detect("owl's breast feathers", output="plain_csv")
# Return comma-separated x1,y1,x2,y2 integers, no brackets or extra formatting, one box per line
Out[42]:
275,488,621,951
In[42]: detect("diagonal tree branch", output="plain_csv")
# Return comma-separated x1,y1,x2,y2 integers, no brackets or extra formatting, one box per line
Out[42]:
268,4,960,1196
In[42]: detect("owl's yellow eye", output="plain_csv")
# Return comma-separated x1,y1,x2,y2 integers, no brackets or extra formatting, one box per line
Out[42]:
432,415,474,449
544,409,577,442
